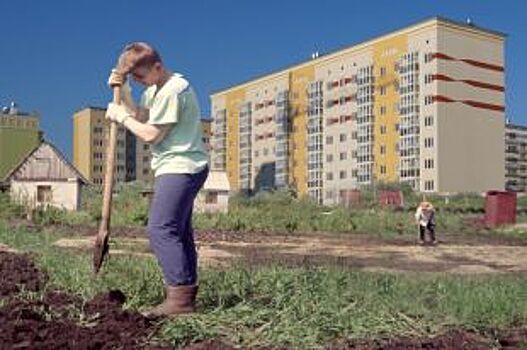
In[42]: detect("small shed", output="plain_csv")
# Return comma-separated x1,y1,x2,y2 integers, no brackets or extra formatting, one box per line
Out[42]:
194,170,230,213
5,140,89,211
378,190,404,208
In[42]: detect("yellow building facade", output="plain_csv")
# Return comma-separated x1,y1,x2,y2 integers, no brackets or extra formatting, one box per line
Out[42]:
72,107,135,185
211,17,506,204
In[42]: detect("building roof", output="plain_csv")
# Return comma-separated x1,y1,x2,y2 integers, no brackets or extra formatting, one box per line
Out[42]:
4,140,90,185
203,170,230,191
211,16,506,96
506,123,527,131
72,106,107,115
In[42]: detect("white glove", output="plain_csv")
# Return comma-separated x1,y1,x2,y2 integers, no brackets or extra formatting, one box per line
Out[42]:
108,70,135,110
106,102,132,124
107,69,126,87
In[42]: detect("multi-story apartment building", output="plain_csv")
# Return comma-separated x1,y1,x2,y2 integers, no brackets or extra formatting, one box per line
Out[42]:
73,107,136,185
210,17,506,204
135,138,153,184
0,103,41,182
201,118,212,152
505,123,527,192
75,107,212,185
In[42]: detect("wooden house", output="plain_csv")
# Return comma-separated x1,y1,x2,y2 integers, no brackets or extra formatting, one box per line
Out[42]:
5,140,89,211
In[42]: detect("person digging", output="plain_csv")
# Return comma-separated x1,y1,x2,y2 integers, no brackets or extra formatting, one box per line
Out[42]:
414,201,437,245
106,42,209,317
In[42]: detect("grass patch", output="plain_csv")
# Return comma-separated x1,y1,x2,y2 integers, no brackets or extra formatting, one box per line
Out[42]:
1,222,526,348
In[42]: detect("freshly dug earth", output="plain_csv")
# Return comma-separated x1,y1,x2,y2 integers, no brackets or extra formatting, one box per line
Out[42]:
0,251,47,297
0,251,170,350
1,248,526,349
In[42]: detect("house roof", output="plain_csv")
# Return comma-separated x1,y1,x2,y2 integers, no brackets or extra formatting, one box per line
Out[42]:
203,171,230,191
4,140,90,185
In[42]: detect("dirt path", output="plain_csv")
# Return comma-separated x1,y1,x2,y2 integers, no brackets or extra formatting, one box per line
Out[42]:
53,231,527,274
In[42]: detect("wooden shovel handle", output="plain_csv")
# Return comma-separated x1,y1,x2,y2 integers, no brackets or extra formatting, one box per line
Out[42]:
97,86,121,237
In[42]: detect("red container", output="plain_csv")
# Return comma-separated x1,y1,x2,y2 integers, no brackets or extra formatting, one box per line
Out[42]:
340,189,361,207
484,191,516,227
378,190,403,208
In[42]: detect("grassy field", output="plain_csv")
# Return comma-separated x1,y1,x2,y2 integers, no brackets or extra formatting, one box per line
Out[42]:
1,220,526,348
1,186,526,347
3,184,526,239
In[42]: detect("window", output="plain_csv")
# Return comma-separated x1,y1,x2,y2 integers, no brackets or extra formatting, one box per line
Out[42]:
380,165,386,174
425,158,434,169
380,67,386,76
339,171,347,179
424,52,433,63
380,145,386,155
326,154,334,162
326,136,334,145
339,133,347,142
425,180,434,191
425,96,434,105
380,125,387,134
425,74,434,84
380,106,386,115
425,137,434,148
380,86,386,96
254,150,259,157
339,152,347,160
425,115,434,126
326,172,334,181
37,185,52,203
205,191,218,204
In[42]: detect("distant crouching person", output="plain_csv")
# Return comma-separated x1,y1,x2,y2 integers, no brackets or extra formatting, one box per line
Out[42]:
415,201,436,245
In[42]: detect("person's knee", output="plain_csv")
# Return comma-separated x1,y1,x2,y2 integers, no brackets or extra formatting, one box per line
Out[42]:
148,222,186,244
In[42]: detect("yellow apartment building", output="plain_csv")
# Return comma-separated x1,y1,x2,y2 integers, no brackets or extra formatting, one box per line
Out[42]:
210,17,505,204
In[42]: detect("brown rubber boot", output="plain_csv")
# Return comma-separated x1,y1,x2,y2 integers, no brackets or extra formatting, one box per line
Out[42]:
143,285,198,318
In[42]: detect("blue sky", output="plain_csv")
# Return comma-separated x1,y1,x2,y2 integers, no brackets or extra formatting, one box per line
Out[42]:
1,1,525,159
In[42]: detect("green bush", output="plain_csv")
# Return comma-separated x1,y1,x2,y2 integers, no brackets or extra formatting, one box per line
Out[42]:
0,191,25,220
81,182,149,226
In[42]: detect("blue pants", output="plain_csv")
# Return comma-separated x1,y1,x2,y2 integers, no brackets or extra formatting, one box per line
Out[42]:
147,167,208,286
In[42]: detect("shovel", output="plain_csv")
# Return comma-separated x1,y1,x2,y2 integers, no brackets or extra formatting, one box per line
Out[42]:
93,84,121,273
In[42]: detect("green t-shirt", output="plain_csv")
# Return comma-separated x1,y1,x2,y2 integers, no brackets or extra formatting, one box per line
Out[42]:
140,73,209,176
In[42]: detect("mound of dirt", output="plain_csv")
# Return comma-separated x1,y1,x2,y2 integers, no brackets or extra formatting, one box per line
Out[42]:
0,251,48,297
0,251,170,349
0,289,170,349
340,329,491,349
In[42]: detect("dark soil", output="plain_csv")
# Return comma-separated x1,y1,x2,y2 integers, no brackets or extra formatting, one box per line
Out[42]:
0,251,48,297
0,251,170,350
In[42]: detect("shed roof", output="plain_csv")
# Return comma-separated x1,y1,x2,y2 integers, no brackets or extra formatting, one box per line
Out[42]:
4,140,89,184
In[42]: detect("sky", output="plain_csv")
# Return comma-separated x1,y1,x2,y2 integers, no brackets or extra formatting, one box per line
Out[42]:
1,0,525,159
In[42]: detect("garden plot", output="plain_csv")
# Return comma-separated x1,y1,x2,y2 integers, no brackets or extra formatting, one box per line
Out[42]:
53,230,527,274
1,250,527,349
0,251,169,349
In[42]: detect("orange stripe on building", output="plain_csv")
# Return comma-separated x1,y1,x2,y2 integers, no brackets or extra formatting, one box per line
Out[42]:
432,74,504,91
431,53,504,72
433,95,504,112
